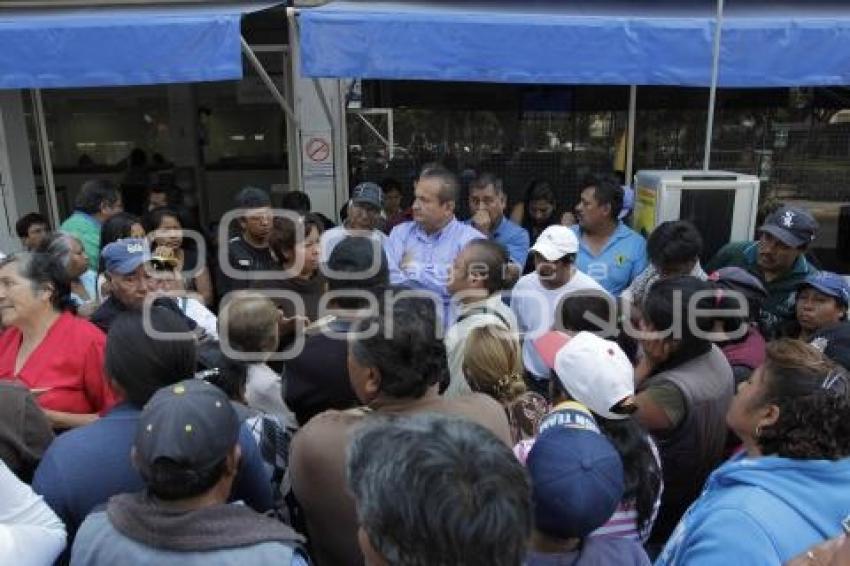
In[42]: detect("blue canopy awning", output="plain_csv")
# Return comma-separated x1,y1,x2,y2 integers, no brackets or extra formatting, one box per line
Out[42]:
0,2,278,89
299,1,850,87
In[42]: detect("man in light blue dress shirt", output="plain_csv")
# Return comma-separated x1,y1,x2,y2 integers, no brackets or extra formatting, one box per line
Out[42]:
467,173,530,268
384,165,483,326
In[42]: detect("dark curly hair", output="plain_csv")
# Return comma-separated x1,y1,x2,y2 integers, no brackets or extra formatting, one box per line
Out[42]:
757,339,850,460
350,294,448,399
0,252,75,313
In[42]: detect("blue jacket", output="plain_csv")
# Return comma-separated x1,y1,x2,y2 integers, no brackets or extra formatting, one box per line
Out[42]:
656,453,850,565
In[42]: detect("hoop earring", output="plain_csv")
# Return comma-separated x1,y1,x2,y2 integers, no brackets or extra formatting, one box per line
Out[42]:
755,424,763,439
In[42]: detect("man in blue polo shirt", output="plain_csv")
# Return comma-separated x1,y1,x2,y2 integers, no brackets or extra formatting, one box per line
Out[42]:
467,173,530,267
572,174,647,296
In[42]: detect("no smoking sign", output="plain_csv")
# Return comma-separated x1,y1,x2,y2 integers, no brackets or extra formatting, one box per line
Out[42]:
302,132,334,178
306,137,330,162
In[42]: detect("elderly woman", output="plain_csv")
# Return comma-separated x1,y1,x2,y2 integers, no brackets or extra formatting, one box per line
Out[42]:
0,253,116,429
657,339,850,564
40,231,98,313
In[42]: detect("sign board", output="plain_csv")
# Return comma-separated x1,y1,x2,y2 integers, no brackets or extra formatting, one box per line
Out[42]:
301,131,334,179
632,185,657,239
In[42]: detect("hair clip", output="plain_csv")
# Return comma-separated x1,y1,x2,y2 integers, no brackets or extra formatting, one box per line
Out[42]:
821,370,849,398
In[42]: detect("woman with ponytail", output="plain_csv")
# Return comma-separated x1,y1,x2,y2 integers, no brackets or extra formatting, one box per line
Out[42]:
0,252,117,429
463,324,548,443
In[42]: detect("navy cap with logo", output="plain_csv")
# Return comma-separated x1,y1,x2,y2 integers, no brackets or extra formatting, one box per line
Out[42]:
799,271,850,308
811,322,850,373
133,379,240,481
102,238,152,275
759,205,818,248
351,182,384,210
527,426,624,540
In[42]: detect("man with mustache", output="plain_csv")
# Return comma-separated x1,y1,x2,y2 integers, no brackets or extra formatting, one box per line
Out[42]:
706,205,819,339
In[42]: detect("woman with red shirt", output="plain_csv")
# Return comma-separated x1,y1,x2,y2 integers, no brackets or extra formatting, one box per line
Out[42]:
0,252,116,429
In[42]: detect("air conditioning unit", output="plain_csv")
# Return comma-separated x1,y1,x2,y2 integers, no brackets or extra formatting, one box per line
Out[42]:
632,170,761,263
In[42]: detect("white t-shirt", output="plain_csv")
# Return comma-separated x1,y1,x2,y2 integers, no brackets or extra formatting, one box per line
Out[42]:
320,226,387,264
0,460,66,566
511,269,607,378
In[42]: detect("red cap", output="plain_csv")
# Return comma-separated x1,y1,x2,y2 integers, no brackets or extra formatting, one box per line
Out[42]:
533,331,572,370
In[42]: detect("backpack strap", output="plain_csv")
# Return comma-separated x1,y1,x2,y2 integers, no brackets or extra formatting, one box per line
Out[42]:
455,305,509,328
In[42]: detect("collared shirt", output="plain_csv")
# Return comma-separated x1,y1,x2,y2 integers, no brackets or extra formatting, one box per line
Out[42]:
705,240,816,339
385,218,483,323
465,216,530,266
573,222,648,296
60,212,102,269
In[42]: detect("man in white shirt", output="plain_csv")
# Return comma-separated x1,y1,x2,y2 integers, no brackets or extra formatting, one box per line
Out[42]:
444,239,519,396
511,225,606,392
320,182,387,263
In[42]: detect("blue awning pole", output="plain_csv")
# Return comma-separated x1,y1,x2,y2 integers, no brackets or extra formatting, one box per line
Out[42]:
703,0,724,170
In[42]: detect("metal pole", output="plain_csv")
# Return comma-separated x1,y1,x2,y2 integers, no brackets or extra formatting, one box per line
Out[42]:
388,108,395,160
31,89,61,228
240,36,299,129
703,0,725,171
355,112,390,147
626,85,637,184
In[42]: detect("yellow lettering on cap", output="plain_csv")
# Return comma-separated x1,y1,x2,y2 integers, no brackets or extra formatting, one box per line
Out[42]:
173,384,185,394
185,424,193,433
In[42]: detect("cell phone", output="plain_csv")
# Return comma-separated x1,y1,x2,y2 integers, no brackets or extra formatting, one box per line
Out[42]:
305,315,336,333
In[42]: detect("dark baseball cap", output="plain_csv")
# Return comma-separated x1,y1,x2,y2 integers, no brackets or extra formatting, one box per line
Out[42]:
133,379,240,481
351,182,383,209
102,238,151,275
759,205,818,248
810,322,850,372
709,267,767,298
527,426,624,540
798,271,850,307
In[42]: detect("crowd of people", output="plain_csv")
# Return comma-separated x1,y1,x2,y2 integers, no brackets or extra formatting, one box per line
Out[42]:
1,166,849,566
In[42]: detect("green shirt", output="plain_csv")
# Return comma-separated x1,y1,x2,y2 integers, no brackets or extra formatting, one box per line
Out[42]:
60,212,101,268
706,241,816,339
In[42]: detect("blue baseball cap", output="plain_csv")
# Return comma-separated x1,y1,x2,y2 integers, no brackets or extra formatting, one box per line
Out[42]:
527,426,624,540
351,182,384,209
102,238,151,275
799,271,850,307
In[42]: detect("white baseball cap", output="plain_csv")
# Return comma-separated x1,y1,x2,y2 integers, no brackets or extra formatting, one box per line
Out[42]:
530,225,579,261
533,331,635,420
